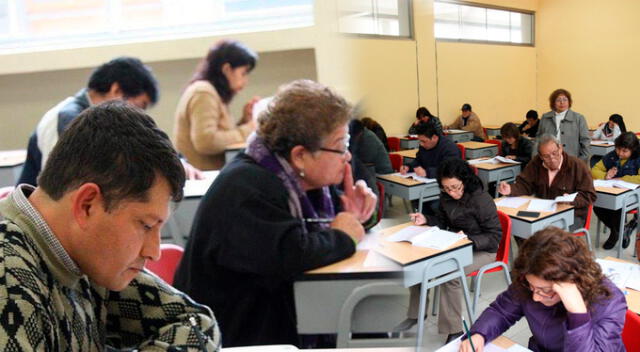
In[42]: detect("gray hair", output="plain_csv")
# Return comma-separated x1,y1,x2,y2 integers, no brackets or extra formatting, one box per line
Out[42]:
257,79,352,159
537,133,562,153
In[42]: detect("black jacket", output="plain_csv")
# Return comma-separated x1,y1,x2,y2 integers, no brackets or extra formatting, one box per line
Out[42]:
409,136,461,178
173,154,355,347
425,188,501,253
501,136,533,167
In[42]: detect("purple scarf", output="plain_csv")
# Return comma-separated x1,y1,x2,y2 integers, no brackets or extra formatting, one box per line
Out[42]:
245,133,335,233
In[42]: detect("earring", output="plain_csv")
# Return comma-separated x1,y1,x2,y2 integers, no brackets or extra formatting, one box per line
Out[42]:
299,169,305,178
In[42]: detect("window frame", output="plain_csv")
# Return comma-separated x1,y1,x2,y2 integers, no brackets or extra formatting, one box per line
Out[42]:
338,0,415,40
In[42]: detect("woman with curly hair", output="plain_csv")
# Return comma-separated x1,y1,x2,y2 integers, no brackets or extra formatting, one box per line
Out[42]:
460,227,627,352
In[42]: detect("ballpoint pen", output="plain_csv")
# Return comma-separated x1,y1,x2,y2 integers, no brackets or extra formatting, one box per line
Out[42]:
462,315,476,352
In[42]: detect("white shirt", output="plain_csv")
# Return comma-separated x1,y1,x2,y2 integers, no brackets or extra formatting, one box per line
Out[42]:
554,110,568,140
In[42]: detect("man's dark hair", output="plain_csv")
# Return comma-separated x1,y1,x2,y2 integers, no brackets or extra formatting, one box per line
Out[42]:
39,101,185,210
414,121,439,138
526,109,538,119
416,107,432,119
461,103,472,111
191,39,258,104
87,56,159,105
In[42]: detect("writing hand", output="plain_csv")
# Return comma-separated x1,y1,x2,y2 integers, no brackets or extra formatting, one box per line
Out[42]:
459,334,485,352
410,212,427,225
340,163,377,223
399,165,409,175
606,167,617,180
498,181,511,196
414,166,427,177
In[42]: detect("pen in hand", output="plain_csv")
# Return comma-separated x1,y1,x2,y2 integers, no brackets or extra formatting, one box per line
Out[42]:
462,315,476,352
304,218,335,223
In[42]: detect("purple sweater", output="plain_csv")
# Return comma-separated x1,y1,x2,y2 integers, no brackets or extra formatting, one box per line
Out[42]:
470,279,627,352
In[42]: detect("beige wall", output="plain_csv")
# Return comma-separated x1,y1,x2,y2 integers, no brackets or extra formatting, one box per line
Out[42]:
536,0,640,131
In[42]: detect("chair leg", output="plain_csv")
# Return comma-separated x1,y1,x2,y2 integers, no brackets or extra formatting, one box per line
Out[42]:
596,219,601,248
432,286,440,316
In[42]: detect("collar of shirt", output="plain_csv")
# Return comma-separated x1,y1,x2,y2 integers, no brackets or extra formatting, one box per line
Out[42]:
12,184,83,277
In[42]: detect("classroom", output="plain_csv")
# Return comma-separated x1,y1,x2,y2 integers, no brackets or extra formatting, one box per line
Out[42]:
0,0,640,351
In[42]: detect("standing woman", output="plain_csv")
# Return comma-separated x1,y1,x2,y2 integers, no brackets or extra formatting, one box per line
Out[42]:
174,39,259,170
537,89,591,162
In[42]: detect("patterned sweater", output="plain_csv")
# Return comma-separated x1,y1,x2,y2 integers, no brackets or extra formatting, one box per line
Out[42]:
0,186,221,351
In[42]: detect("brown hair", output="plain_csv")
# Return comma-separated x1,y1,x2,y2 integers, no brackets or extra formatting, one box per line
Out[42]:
500,122,520,140
361,117,381,130
513,227,610,308
258,79,351,159
549,88,573,110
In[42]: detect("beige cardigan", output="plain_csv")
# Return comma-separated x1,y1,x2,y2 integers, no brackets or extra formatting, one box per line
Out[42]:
450,112,486,140
174,80,254,170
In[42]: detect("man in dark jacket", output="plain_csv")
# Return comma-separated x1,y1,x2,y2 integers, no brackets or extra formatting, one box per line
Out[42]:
400,122,461,178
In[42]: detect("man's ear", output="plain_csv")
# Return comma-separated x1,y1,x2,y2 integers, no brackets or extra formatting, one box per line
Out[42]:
71,183,103,230
107,82,123,99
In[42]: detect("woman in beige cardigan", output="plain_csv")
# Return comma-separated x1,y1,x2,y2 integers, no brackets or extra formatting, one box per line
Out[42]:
174,40,259,170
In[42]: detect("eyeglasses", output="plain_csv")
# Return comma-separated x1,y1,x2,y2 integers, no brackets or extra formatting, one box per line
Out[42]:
441,182,464,193
527,283,555,298
319,146,349,156
539,148,561,161
555,96,569,103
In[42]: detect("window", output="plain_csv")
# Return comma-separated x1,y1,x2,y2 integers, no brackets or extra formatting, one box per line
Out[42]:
338,0,412,38
0,0,314,52
434,1,534,45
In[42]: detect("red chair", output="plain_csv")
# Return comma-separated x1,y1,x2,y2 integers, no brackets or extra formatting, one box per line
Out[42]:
623,309,640,351
145,244,184,285
387,137,400,152
456,143,466,159
484,139,502,156
572,203,593,250
388,153,403,172
469,165,479,176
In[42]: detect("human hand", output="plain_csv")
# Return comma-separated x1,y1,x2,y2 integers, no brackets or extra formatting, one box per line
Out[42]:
239,96,261,124
399,165,410,175
459,334,485,352
506,155,516,160
552,281,587,313
340,163,377,223
410,212,427,225
498,181,511,196
331,212,364,243
606,167,618,180
414,166,427,177
181,159,204,180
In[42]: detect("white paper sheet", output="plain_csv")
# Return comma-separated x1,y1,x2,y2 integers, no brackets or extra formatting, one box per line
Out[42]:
183,171,219,197
554,192,577,203
445,129,468,134
386,226,466,250
390,172,437,183
494,156,521,164
496,197,530,209
362,250,401,269
469,156,520,165
594,179,640,190
527,199,557,212
386,225,428,242
356,231,384,250
597,258,640,290
435,335,532,352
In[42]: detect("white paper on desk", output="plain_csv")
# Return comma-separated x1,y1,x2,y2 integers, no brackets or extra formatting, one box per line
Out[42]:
390,172,437,183
594,179,640,190
386,225,427,242
554,192,577,203
357,231,384,250
625,265,640,291
527,199,557,212
468,157,496,165
362,250,401,269
495,156,521,164
387,225,466,250
597,259,636,289
183,173,218,197
594,179,616,188
445,129,468,134
435,335,531,352
496,197,530,208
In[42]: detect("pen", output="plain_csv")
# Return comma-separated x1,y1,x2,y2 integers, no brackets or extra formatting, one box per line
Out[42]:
304,218,335,223
462,315,476,352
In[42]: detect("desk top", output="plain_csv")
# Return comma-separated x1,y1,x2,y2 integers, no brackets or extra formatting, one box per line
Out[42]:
459,141,497,150
604,256,640,314
471,158,521,170
444,129,472,135
495,196,574,222
377,174,431,187
399,136,418,141
484,125,502,130
595,186,632,195
0,149,26,167
590,141,614,147
225,142,247,151
390,149,418,158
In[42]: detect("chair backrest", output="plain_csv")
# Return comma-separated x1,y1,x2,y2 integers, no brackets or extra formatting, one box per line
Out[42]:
584,203,593,231
484,139,502,155
469,165,478,176
622,309,640,351
388,153,403,172
456,143,466,158
145,244,184,285
387,137,400,152
496,210,512,264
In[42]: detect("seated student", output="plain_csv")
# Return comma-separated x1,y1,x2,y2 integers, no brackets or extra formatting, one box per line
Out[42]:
349,119,394,175
400,122,461,179
592,114,626,141
591,131,640,249
518,109,539,138
0,102,219,350
361,116,390,151
173,80,376,347
446,103,486,142
409,107,443,136
500,122,533,167
498,134,596,231
399,159,501,342
460,227,627,352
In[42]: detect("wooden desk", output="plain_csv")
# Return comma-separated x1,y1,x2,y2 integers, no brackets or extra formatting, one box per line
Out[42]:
376,174,439,203
495,196,575,238
294,223,473,345
604,256,640,314
484,125,502,137
471,159,521,187
399,136,419,150
390,149,418,164
443,129,474,143
224,142,247,163
459,141,499,160
0,149,26,187
590,141,615,157
594,185,640,258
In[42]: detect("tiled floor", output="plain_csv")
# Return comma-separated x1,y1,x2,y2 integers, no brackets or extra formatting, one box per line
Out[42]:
366,196,638,351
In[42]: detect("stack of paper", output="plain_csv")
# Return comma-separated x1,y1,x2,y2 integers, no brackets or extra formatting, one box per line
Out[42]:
445,129,468,134
496,197,530,209
391,172,437,183
468,156,520,165
526,193,577,212
594,179,640,190
597,259,640,291
386,225,467,250
436,335,532,352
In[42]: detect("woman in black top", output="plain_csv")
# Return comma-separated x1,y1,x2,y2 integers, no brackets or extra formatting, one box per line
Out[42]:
501,122,534,167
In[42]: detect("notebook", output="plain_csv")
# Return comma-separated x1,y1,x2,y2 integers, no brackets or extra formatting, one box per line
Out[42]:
386,225,467,250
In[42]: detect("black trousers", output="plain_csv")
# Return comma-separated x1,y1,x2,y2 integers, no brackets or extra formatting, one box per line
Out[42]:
593,207,622,234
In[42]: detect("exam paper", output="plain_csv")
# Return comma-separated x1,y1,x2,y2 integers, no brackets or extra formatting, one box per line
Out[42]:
362,250,401,269
527,199,557,212
597,259,640,290
554,192,577,203
183,171,219,197
391,172,437,183
386,226,467,250
496,197,530,209
594,179,640,190
468,156,520,165
435,335,532,352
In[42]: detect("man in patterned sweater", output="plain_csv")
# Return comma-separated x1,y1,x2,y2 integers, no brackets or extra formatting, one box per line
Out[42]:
0,102,221,350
